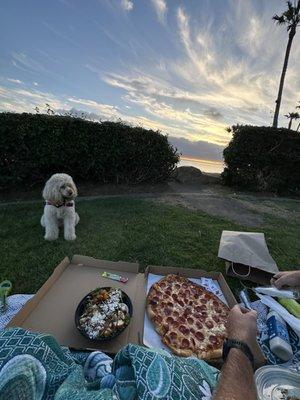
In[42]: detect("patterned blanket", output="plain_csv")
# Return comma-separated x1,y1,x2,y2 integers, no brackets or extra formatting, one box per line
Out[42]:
0,328,219,400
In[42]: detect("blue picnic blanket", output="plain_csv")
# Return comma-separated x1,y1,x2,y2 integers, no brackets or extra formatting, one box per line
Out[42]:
0,327,220,400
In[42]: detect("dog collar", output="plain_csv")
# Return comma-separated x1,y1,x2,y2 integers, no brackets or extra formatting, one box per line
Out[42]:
45,200,74,208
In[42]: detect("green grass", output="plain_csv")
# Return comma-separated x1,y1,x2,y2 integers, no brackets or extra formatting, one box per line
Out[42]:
0,197,299,294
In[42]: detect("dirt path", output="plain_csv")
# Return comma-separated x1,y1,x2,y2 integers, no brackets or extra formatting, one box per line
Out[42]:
1,181,299,227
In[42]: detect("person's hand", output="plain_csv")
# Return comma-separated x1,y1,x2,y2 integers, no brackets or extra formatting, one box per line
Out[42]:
271,271,300,289
226,305,258,354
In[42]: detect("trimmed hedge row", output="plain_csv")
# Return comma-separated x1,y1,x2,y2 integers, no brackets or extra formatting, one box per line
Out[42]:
222,125,300,193
0,112,179,190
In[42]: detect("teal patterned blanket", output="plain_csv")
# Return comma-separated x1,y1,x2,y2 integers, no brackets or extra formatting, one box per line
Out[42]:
0,328,219,400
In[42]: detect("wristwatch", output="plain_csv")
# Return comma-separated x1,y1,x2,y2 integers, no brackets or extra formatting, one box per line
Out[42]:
222,339,255,370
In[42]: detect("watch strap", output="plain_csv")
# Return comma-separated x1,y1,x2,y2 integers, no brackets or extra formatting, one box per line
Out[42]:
222,339,255,370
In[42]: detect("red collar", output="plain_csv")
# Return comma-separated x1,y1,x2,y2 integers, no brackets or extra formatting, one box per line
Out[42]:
46,200,74,208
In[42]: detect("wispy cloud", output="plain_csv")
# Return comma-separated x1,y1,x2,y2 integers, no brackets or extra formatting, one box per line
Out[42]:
120,0,133,12
151,0,167,24
42,21,81,48
11,52,49,75
7,78,23,84
33,81,39,86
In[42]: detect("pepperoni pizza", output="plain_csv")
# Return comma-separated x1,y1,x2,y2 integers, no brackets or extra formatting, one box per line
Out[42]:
146,274,229,359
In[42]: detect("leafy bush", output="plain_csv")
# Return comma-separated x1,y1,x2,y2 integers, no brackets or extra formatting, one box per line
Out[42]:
0,112,179,190
222,125,300,193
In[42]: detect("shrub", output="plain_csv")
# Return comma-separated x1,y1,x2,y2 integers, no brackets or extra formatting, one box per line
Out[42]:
222,125,300,193
0,112,179,190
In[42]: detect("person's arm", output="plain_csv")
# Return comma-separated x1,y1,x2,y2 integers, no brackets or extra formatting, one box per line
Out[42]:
213,305,258,400
271,270,300,289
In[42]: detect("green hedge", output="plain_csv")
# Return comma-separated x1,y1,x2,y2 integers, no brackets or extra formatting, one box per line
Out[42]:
222,125,300,193
0,112,179,190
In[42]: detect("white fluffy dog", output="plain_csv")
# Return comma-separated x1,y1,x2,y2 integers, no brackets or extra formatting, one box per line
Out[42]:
41,173,80,241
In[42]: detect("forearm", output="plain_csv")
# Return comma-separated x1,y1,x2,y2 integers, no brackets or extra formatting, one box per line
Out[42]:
213,349,257,400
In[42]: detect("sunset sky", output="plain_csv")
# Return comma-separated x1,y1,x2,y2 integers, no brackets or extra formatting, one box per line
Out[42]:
1,0,299,171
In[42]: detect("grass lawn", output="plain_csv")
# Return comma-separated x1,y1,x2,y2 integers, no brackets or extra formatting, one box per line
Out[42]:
0,197,299,294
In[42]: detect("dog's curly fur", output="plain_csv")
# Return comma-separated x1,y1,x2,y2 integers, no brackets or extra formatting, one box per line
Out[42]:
41,173,80,241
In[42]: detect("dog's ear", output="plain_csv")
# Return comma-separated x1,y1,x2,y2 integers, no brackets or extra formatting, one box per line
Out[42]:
42,178,63,202
71,180,78,197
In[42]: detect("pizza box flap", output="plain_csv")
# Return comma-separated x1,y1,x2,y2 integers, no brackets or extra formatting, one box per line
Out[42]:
7,255,144,353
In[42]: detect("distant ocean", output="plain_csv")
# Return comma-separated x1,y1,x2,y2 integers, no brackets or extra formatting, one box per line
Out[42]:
179,157,224,174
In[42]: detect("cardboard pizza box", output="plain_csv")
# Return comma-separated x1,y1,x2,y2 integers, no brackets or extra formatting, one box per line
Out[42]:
7,255,266,367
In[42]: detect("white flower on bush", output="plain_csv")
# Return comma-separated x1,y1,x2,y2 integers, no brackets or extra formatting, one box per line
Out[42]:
198,380,212,400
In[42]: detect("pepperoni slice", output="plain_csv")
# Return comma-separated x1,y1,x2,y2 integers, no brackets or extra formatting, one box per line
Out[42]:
166,316,174,324
150,296,159,305
164,308,172,316
185,290,191,297
181,338,190,348
172,321,179,328
177,300,184,307
179,325,186,333
172,293,178,301
190,328,195,334
195,331,204,341
174,284,180,290
209,335,218,344
195,305,206,313
206,320,214,329
169,331,177,340
160,282,166,288
173,311,179,317
155,315,162,323
167,302,173,307
213,300,219,307
184,307,192,316
194,313,205,322
212,315,219,323
178,316,186,324
196,321,203,329
204,293,211,300
187,317,194,325
166,290,172,296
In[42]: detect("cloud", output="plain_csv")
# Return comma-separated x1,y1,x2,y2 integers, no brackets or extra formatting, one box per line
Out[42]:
42,22,81,48
169,136,223,162
151,0,167,24
0,81,227,162
11,52,50,75
67,97,119,119
7,78,23,84
33,82,39,86
120,0,133,12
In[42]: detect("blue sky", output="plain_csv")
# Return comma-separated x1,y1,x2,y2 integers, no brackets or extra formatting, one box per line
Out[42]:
0,0,299,166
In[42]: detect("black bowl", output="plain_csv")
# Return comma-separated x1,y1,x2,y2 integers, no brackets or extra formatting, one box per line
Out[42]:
75,287,133,342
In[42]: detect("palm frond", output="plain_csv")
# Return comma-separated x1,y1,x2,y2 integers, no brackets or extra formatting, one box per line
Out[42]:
273,14,286,24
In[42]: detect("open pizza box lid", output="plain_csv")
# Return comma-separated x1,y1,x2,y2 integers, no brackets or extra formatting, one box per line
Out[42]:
7,255,265,367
